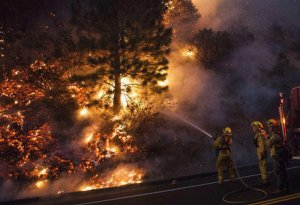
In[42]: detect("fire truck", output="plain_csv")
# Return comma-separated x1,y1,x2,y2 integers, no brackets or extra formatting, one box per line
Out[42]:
284,87,300,155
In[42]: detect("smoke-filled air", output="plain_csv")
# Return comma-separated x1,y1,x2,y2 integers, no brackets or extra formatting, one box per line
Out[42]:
1,0,300,202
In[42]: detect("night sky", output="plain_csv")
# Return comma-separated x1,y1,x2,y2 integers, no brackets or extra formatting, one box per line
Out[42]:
1,0,71,31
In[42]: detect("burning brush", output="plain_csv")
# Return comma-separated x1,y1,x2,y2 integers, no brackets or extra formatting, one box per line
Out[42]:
0,66,145,198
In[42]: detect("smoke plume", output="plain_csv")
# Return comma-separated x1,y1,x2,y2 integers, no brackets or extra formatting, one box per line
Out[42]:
167,0,300,166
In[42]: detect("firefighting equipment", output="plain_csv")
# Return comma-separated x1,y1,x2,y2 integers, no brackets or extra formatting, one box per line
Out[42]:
267,131,288,193
267,131,283,158
253,127,268,183
252,121,264,147
213,134,235,184
272,153,288,194
267,119,279,127
251,121,264,129
223,127,232,136
217,129,268,204
221,132,268,204
259,160,268,183
254,129,268,159
278,93,288,143
214,133,232,157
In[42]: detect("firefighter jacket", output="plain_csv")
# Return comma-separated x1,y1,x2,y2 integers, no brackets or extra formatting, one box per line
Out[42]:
266,132,283,158
254,129,268,160
213,135,232,157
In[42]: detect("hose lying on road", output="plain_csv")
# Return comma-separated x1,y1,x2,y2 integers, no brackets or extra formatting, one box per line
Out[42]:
222,163,268,204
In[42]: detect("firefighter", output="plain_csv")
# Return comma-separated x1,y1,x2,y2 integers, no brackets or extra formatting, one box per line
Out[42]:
266,119,288,194
213,127,235,184
251,121,268,185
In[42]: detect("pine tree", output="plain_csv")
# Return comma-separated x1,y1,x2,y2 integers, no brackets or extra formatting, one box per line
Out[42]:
193,28,233,69
71,0,172,113
268,53,300,94
165,0,200,41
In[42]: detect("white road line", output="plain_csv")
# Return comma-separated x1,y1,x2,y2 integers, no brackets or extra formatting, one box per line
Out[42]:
74,166,300,205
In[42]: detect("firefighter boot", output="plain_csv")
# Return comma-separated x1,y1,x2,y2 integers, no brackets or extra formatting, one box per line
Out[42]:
218,177,224,184
272,189,284,195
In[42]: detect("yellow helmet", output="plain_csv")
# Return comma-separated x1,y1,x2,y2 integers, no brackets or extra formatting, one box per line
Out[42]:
223,127,232,136
251,121,263,129
266,119,278,127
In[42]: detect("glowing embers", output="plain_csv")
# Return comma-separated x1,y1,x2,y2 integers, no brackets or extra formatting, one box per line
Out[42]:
79,164,144,192
38,168,48,178
34,166,49,190
158,79,169,87
104,141,120,159
35,180,48,188
78,107,90,118
81,127,115,161
120,77,139,107
30,166,49,179
95,90,104,100
0,123,57,180
0,65,145,195
182,47,197,58
78,124,143,192
80,185,94,192
84,133,94,144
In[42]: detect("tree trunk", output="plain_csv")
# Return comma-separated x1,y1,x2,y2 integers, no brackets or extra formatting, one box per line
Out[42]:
113,73,122,113
113,8,122,114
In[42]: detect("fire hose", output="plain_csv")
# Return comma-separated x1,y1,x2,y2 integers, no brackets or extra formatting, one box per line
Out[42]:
222,162,268,204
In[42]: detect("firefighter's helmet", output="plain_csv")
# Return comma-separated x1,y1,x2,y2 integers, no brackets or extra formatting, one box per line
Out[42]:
266,119,278,127
223,127,232,136
251,121,263,129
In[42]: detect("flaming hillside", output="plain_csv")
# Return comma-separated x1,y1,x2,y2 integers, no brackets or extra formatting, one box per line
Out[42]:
0,0,193,199
0,59,161,195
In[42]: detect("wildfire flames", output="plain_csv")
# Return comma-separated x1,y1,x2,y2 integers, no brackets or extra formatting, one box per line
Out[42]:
0,1,178,198
0,17,192,199
182,47,196,58
0,61,147,198
0,110,144,195
79,165,143,192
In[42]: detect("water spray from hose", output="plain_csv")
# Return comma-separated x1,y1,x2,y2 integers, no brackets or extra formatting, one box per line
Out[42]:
161,111,214,139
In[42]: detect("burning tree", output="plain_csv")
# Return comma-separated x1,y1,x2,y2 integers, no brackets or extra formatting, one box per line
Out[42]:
164,0,200,71
71,0,172,113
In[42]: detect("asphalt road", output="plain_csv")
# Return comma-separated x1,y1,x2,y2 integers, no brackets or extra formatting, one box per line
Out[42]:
2,159,300,205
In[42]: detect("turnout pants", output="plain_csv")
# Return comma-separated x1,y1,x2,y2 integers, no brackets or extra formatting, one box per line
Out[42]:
273,157,288,191
216,154,235,182
258,159,268,182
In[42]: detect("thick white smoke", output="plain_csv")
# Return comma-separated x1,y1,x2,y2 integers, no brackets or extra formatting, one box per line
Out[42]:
170,0,300,124
194,0,300,32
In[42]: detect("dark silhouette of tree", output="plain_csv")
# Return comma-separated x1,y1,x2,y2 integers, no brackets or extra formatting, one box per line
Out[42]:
229,26,254,47
193,28,233,69
71,0,172,113
165,0,200,41
267,53,300,94
0,0,71,78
